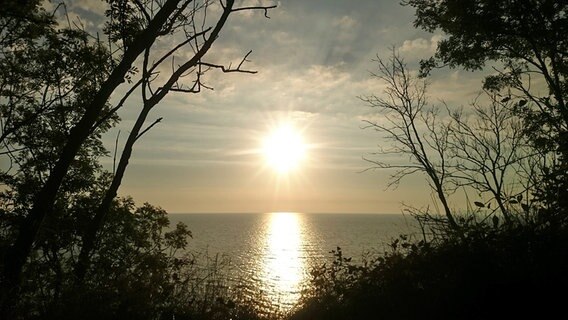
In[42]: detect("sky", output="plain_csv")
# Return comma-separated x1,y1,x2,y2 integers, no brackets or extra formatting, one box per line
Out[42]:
67,0,490,214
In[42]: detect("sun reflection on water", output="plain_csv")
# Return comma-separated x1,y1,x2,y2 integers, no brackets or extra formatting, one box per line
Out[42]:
261,212,307,308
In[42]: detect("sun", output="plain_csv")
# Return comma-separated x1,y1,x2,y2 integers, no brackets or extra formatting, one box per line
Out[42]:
262,124,307,173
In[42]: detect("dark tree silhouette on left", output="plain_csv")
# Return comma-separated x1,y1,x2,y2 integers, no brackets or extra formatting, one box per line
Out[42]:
0,0,276,316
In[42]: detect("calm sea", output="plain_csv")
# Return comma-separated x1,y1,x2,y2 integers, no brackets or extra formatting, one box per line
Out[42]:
169,213,418,309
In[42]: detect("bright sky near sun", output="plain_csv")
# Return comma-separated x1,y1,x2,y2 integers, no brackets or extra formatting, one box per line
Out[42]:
262,124,307,174
64,0,489,214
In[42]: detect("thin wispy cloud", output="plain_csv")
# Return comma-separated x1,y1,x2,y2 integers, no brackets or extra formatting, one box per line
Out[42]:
64,0,491,213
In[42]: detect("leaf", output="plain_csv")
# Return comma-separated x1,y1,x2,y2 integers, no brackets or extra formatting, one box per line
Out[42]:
474,201,485,208
509,199,519,204
517,194,523,201
518,99,527,107
501,96,511,102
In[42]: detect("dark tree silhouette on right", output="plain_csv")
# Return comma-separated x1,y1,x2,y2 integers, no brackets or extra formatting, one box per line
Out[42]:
404,0,568,221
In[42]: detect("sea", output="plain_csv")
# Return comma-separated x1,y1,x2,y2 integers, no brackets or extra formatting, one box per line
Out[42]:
169,212,419,310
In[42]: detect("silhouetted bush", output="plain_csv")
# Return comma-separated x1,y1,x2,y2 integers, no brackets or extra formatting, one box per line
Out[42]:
290,218,568,320
1,195,278,320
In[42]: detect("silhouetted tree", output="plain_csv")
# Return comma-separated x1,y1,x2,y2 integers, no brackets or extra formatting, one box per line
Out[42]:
74,0,276,285
446,94,530,222
362,51,537,229
2,0,185,303
0,0,276,314
361,51,459,229
1,3,117,309
404,0,568,221
0,0,101,146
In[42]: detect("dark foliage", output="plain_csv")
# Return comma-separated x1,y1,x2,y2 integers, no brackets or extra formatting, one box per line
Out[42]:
2,1,567,319
0,1,277,319
292,221,568,320
404,0,568,235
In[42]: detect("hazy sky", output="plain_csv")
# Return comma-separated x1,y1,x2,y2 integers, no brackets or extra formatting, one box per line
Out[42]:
71,0,488,213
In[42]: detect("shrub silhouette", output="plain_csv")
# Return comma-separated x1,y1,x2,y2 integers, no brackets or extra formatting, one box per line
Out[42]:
291,220,568,320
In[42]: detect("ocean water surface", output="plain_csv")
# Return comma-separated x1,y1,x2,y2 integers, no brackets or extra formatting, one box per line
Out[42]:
169,213,418,309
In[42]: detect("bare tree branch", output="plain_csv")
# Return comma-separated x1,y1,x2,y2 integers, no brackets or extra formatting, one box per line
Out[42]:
361,49,459,229
198,50,257,74
136,117,163,140
231,4,277,18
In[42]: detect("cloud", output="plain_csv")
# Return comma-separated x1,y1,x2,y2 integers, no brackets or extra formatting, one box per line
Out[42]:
68,0,106,15
334,15,358,30
272,31,299,46
399,35,442,54
93,0,488,213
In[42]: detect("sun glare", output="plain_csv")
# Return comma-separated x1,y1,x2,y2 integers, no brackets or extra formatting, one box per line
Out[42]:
262,124,306,173
261,212,306,307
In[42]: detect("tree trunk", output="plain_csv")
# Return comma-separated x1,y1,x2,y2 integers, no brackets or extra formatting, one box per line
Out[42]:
74,103,154,283
0,0,181,313
74,0,236,284
433,179,459,230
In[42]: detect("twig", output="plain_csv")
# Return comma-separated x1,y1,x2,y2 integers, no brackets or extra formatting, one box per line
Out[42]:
199,50,257,74
231,5,277,18
113,130,121,174
136,117,163,141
